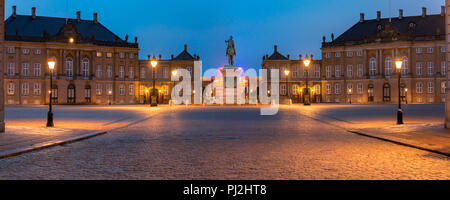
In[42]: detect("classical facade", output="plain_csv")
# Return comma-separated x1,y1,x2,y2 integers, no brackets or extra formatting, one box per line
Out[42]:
261,45,322,103
263,7,448,105
321,7,447,104
138,44,200,104
2,6,140,105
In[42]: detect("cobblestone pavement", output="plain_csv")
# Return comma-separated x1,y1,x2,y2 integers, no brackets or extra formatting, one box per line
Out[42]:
0,105,449,180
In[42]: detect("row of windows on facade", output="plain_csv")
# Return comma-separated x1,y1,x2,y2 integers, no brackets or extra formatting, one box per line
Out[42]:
324,59,447,78
6,47,137,59
6,83,138,97
321,82,447,95
5,60,189,79
324,47,446,59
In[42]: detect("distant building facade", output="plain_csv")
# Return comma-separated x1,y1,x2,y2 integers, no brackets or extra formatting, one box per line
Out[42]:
0,0,5,132
263,7,448,104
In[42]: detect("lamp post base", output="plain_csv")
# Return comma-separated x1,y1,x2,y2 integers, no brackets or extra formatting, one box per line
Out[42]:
46,112,54,127
151,96,158,107
397,109,404,125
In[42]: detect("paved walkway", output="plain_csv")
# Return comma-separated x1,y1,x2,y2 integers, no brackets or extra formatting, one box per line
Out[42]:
0,105,171,159
291,104,450,156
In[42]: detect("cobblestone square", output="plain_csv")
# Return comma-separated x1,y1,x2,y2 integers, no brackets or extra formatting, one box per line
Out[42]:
0,104,448,180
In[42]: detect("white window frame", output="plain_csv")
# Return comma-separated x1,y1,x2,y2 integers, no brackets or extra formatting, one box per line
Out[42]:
442,61,447,76
119,84,125,96
427,62,434,76
416,63,423,76
22,63,29,76
34,63,41,77
119,66,125,78
7,63,15,76
427,82,434,94
357,64,363,77
82,58,90,79
7,83,15,95
21,83,29,96
96,84,103,96
129,84,135,96
347,65,353,78
335,65,341,78
335,83,341,94
416,82,423,94
66,58,74,79
369,58,376,76
34,83,41,96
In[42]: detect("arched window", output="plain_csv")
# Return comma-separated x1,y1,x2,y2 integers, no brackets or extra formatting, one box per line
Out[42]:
385,57,392,76
82,58,89,79
402,57,409,76
369,58,377,76
66,58,73,79
383,83,391,102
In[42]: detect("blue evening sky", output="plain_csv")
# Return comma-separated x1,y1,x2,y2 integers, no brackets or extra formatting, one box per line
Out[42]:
4,0,444,70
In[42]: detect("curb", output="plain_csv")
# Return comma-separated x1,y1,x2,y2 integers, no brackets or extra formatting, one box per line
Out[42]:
348,130,450,157
0,131,107,160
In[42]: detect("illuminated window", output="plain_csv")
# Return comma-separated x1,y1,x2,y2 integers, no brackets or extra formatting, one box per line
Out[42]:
107,52,113,58
96,52,102,57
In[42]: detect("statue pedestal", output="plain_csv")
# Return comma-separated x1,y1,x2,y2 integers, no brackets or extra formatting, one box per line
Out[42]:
218,66,246,104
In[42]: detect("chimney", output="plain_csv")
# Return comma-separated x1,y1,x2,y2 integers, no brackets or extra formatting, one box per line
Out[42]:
134,37,138,43
12,6,16,18
93,13,98,23
377,11,381,21
331,33,334,41
125,34,129,42
184,44,188,51
442,6,445,17
422,7,427,18
32,7,36,19
274,45,278,52
287,54,290,59
360,13,364,23
76,11,81,22
322,36,326,43
159,54,162,60
311,54,314,60
171,54,174,60
399,9,403,20
299,54,302,60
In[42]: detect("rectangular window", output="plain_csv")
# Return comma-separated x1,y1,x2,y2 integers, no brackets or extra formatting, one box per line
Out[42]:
335,65,341,78
347,52,353,57
97,65,102,78
130,53,135,59
416,82,423,94
442,61,447,76
7,63,15,76
35,49,41,55
326,66,331,78
325,53,331,59
107,84,113,95
34,63,41,77
357,64,363,77
357,51,363,57
129,84,135,96
96,52,102,57
427,62,434,75
96,84,102,95
347,83,353,94
441,47,447,53
107,52,113,58
119,53,125,59
140,68,145,79
7,83,15,95
335,83,341,94
129,67,135,78
107,66,112,78
292,66,298,78
187,67,192,76
119,66,125,78
119,84,125,96
427,82,434,94
163,67,169,78
347,65,353,78
7,47,15,54
22,49,30,55
34,83,41,96
22,63,29,76
427,48,434,54
22,83,29,96
280,84,286,95
357,83,363,94
314,66,320,78
335,52,341,58
416,63,423,76
325,84,331,95
416,48,422,54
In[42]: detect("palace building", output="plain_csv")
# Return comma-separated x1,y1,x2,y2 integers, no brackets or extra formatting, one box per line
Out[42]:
263,6,447,104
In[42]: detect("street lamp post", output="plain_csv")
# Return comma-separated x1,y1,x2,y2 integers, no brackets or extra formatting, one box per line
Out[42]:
284,69,290,100
395,60,404,125
150,55,158,107
303,55,311,106
46,60,56,127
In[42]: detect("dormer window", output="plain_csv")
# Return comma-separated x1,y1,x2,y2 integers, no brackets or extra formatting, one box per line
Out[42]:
409,22,416,29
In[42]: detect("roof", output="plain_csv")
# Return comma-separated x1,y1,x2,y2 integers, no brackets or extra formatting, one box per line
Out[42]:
5,15,138,48
323,14,445,48
266,45,288,61
173,45,197,61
